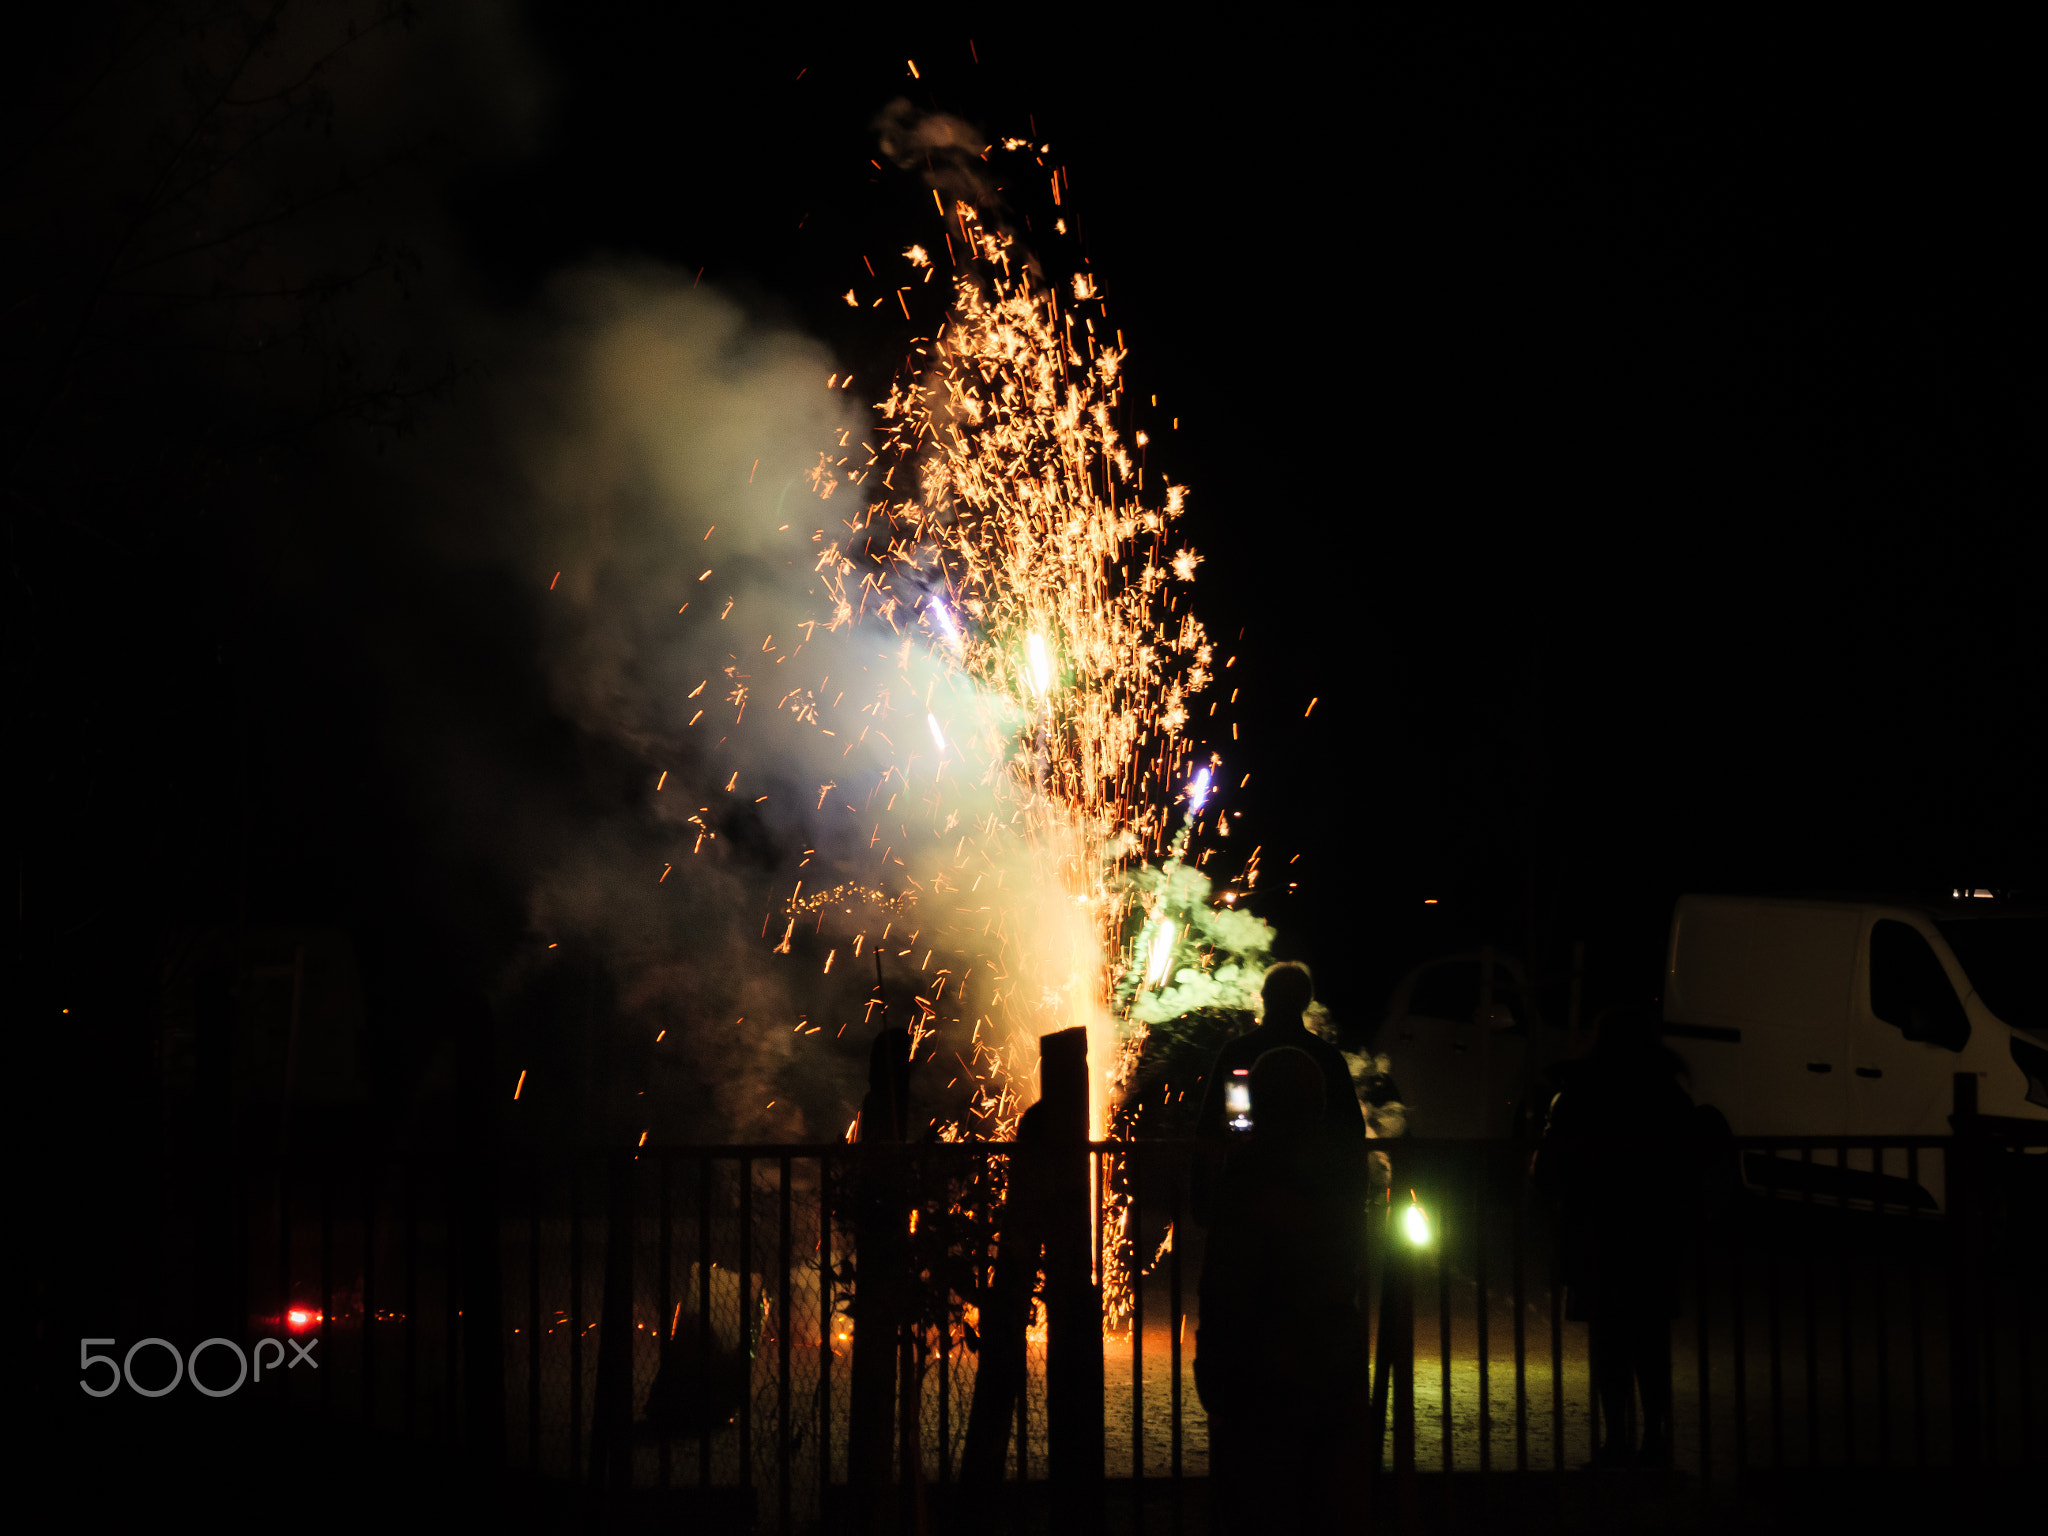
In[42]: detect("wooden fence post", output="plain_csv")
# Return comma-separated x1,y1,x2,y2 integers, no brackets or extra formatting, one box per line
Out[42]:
959,1114,1045,1493
1039,1026,1104,1532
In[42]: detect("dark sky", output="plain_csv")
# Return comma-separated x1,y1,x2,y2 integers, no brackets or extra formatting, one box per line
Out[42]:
14,9,2042,1142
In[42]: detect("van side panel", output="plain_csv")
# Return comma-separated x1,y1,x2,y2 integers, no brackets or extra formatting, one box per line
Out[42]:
1667,896,1857,1034
1665,896,1853,1137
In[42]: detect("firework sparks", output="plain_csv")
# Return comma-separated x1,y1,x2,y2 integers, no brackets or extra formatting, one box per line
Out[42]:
794,200,1222,1141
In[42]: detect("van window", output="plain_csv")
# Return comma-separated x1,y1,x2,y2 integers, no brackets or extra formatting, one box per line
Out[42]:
1869,920,1970,1052
1406,960,1519,1025
1933,916,2045,1032
1407,962,1479,1022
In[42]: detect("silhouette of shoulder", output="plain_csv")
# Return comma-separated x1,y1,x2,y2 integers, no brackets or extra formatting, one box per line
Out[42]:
1197,1023,1364,1139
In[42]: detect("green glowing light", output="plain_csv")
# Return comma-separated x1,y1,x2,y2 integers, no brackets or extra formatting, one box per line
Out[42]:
1143,918,1177,988
1402,1200,1431,1247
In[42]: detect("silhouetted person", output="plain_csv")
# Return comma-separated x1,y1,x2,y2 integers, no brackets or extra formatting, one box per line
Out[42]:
1196,1047,1371,1533
1195,963,1363,1223
1535,1004,1697,1469
1195,963,1362,1137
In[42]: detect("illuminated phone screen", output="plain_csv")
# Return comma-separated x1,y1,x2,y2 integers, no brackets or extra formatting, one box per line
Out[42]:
1225,1073,1252,1131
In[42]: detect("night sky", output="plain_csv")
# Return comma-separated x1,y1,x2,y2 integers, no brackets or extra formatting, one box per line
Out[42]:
15,11,2042,1158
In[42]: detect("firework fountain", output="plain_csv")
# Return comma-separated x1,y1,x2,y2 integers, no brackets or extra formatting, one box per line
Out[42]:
810,203,1220,1127
569,135,1282,1341
758,183,1280,1328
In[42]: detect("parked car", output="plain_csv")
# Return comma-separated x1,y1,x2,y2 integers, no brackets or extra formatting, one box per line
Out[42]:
1369,950,1582,1143
1659,892,2048,1213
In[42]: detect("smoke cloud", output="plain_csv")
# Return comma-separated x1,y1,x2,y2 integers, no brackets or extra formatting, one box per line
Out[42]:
873,97,1036,258
474,266,896,1143
433,259,1109,1144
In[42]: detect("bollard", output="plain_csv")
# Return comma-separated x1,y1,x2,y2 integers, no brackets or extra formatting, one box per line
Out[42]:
1039,1027,1105,1533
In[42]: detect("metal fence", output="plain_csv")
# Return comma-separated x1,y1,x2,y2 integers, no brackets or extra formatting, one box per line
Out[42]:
223,1122,2044,1532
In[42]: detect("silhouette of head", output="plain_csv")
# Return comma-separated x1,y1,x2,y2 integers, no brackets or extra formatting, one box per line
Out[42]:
1250,1047,1323,1137
1261,961,1314,1023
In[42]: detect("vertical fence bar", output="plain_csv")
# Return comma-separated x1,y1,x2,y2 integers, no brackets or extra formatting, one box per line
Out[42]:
1802,1144,1818,1465
1840,1151,1856,1466
1765,1147,1782,1468
739,1157,754,1500
1132,1147,1144,1525
699,1156,713,1488
1512,1178,1527,1473
1907,1144,1924,1468
779,1155,793,1535
1981,1143,1997,1470
819,1153,833,1514
1874,1144,1890,1469
363,1165,376,1432
278,1169,293,1410
570,1159,584,1476
447,1168,463,1443
528,1162,541,1473
405,1161,418,1441
1475,1154,1490,1480
1947,1081,1982,1473
1550,1217,1564,1480
1696,1195,1710,1481
938,1306,951,1487
321,1170,335,1418
1731,1156,1747,1479
659,1154,673,1489
234,1164,251,1378
1440,1188,1453,1484
1169,1156,1183,1536
2019,1144,2036,1469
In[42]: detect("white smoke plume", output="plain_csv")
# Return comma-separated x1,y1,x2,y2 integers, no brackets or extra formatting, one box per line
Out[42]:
483,265,899,1143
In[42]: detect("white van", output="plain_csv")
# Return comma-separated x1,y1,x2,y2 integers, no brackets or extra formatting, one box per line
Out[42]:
1660,893,2048,1212
1372,950,1574,1140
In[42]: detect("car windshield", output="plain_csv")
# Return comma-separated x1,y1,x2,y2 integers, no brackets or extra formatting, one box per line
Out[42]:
1934,916,2046,1033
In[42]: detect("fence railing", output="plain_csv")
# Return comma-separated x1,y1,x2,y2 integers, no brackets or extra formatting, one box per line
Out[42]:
197,1112,2043,1530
